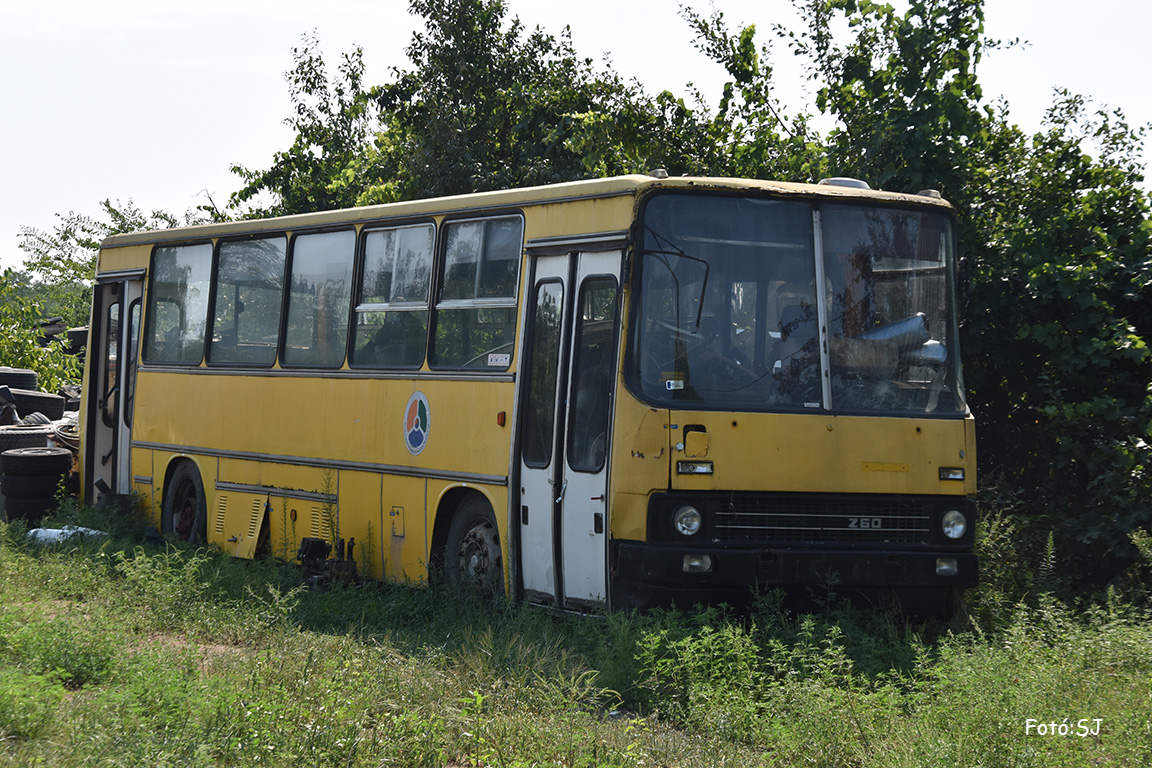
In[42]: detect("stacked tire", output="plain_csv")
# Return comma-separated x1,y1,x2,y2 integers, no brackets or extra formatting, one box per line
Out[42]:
7,389,66,421
0,424,53,452
0,367,38,391
1,447,72,525
0,366,67,421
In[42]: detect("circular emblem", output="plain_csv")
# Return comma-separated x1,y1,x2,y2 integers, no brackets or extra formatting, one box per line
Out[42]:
404,391,430,455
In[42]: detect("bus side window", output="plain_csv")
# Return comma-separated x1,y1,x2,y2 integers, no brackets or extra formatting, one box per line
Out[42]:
351,224,434,369
208,236,286,366
431,216,522,369
282,230,355,367
144,243,212,365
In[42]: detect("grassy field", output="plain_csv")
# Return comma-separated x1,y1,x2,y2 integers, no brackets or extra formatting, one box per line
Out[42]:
0,502,1149,767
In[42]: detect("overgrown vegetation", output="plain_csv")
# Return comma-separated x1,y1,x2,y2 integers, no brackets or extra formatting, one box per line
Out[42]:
1,503,1149,766
0,269,81,390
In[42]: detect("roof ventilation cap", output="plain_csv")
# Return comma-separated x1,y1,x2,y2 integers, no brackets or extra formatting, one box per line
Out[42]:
818,177,871,190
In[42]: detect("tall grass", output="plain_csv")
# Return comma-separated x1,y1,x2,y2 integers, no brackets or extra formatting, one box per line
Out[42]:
0,501,1149,766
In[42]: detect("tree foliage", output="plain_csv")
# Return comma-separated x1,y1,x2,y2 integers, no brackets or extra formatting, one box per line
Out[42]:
229,31,380,216
963,96,1152,573
17,200,182,327
0,270,82,390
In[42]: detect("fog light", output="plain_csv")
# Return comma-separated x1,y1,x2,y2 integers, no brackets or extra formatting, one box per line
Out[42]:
683,554,713,573
941,509,967,539
936,557,959,576
673,505,703,536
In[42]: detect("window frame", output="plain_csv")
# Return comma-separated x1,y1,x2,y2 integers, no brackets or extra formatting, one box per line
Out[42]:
142,240,214,367
350,220,437,370
206,234,288,368
279,227,357,369
429,213,525,370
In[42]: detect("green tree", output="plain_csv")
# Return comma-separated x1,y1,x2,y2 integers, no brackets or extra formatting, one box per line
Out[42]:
17,199,182,327
229,0,738,212
963,96,1152,575
677,6,827,181
0,269,81,390
229,31,382,216
780,0,992,196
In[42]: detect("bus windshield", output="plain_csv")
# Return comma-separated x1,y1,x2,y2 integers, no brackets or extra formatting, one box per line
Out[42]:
632,192,965,415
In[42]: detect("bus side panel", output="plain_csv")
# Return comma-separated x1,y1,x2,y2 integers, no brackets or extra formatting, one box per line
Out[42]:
335,470,384,580
131,373,515,483
376,475,431,583
130,445,155,509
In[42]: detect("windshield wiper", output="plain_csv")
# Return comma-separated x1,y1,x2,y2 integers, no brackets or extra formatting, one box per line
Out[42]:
639,223,711,331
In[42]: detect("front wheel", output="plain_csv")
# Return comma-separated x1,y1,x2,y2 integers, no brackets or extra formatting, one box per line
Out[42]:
162,461,207,544
443,495,504,598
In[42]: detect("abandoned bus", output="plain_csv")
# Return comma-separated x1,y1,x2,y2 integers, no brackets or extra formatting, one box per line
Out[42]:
80,173,976,611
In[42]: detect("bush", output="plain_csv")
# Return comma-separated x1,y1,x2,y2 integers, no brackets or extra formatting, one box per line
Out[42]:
0,268,81,391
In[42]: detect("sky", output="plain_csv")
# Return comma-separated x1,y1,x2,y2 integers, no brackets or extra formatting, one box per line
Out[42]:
1,0,1149,271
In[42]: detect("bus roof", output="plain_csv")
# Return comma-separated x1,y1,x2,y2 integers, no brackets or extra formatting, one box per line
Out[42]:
99,173,954,250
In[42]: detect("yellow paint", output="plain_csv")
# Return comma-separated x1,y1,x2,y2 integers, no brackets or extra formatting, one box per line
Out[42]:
861,462,910,473
684,430,709,458
608,385,669,541
96,243,151,274
661,411,974,496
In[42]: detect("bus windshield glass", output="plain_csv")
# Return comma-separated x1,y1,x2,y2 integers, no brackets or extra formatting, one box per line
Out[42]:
632,192,965,415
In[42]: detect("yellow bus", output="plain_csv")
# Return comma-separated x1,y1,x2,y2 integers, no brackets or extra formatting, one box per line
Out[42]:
80,173,976,611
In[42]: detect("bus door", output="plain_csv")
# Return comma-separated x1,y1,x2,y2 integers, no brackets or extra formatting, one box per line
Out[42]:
518,251,621,610
86,272,144,501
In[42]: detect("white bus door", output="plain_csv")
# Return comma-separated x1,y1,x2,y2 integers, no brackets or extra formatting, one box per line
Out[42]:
86,273,145,501
518,251,620,610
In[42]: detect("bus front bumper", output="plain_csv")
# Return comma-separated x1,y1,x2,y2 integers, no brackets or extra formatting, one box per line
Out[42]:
611,541,977,610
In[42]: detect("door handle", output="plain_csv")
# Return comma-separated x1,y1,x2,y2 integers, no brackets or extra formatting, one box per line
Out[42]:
549,478,568,504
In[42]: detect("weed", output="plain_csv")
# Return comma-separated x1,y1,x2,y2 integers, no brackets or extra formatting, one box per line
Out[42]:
0,667,65,740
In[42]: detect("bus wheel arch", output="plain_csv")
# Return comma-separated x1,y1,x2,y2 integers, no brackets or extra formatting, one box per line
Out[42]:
435,489,504,598
162,458,208,544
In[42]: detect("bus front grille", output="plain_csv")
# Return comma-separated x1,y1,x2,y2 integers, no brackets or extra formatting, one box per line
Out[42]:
712,497,932,546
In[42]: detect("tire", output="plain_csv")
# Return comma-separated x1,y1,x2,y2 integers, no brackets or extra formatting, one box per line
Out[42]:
0,447,73,477
162,461,207,544
0,367,38,391
443,495,504,598
1,473,64,498
9,389,66,422
0,426,53,452
66,328,88,354
4,495,55,523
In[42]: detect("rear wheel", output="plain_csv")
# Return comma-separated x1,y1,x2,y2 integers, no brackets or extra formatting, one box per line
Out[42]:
443,495,504,598
162,461,207,544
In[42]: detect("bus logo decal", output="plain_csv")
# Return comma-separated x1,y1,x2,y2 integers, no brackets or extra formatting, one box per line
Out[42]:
405,392,430,455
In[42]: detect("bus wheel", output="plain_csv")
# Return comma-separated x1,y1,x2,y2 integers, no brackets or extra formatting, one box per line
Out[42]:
163,461,207,544
444,496,503,598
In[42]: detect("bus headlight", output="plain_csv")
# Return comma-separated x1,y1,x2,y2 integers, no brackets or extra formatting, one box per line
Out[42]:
673,505,703,536
941,509,967,539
